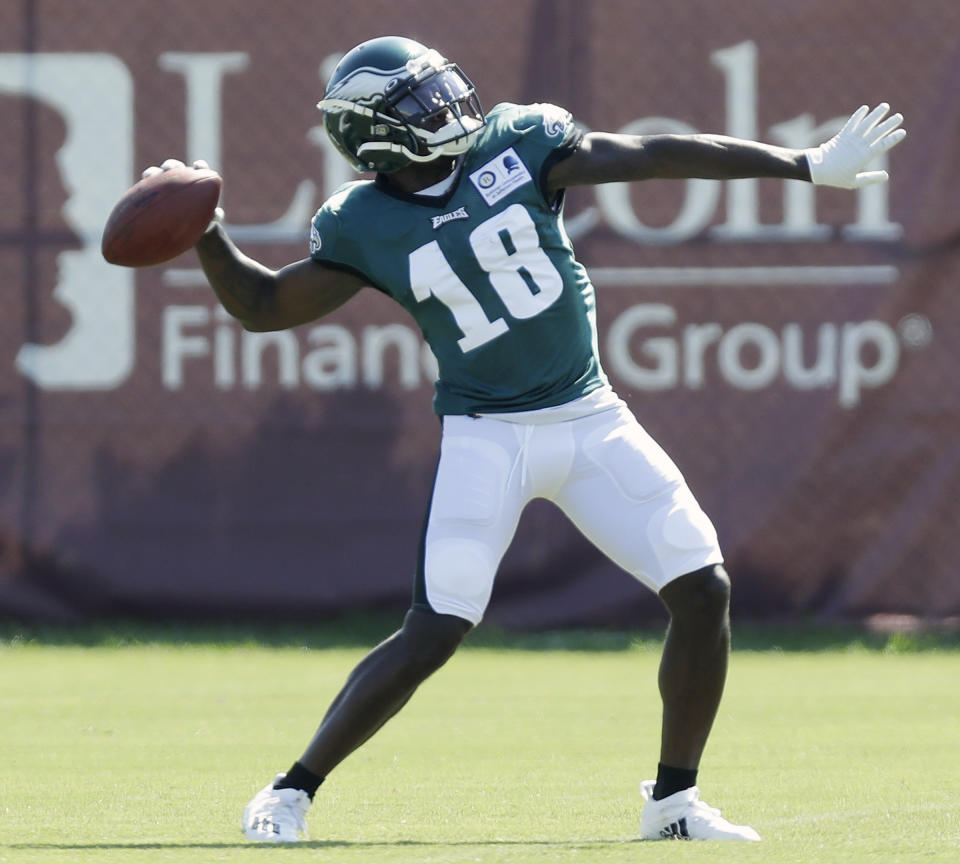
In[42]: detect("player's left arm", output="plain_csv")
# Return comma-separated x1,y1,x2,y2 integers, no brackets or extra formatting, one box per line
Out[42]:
547,103,905,196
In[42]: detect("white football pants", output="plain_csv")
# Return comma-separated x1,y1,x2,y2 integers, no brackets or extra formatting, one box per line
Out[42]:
418,401,723,624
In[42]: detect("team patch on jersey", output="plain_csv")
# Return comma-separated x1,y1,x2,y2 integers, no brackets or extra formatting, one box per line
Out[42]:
468,147,533,206
431,206,470,230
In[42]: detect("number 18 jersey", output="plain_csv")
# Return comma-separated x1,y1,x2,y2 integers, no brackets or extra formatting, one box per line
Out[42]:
310,101,609,416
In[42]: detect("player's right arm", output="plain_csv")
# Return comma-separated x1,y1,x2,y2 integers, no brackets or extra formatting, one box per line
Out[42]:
142,159,366,332
195,223,366,332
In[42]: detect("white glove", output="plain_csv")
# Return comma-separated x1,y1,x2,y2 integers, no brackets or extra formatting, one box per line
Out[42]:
805,103,905,189
141,158,224,231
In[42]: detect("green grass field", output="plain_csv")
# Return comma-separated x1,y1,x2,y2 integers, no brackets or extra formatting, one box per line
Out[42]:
1,620,958,863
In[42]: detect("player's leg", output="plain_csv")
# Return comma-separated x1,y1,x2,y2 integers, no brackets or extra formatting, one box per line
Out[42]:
656,563,730,779
553,405,758,840
414,415,527,623
643,567,757,841
296,608,473,778
244,415,527,842
243,608,472,842
297,416,525,773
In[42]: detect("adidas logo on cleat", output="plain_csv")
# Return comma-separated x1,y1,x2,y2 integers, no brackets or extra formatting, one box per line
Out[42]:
660,818,690,840
659,817,691,839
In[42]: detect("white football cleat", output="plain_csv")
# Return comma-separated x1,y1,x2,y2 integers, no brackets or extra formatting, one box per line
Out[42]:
242,775,310,842
639,779,760,841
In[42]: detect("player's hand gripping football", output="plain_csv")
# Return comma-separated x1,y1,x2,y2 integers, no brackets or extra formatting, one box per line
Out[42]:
142,158,225,231
805,103,905,189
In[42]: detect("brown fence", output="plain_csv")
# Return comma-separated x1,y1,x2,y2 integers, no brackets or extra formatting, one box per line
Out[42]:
2,0,958,627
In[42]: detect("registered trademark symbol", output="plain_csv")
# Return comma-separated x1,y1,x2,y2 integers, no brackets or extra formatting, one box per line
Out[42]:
897,314,933,349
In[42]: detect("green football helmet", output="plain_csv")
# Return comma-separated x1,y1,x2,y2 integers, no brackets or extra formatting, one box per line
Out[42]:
318,36,485,174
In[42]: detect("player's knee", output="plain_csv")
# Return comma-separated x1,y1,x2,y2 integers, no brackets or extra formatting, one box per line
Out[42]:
660,564,730,625
398,609,471,679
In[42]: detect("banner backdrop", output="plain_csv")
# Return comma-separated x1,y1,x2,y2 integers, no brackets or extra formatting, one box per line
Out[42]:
2,0,958,626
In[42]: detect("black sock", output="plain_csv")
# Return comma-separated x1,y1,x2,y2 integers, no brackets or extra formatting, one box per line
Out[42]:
652,763,698,800
273,761,324,800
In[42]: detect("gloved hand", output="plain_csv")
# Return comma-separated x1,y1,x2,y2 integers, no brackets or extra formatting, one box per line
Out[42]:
141,158,224,230
806,103,905,189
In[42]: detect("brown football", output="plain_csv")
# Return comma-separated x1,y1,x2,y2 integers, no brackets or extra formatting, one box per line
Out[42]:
101,166,222,267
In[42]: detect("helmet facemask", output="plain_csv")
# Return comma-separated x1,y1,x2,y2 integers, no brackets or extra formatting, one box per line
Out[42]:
319,48,484,173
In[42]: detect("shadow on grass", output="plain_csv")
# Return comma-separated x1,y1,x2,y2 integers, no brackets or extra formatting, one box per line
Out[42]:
1,611,958,652
9,839,641,850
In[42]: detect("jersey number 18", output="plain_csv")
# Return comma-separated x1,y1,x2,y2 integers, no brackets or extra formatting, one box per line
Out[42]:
409,204,564,352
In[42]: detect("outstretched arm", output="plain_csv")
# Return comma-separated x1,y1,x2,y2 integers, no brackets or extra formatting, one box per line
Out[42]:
549,132,810,191
547,103,905,196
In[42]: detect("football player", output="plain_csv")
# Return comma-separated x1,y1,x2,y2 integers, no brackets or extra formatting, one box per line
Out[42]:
148,35,904,843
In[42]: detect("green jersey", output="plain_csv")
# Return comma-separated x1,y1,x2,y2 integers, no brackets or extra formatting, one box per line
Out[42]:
310,102,609,415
